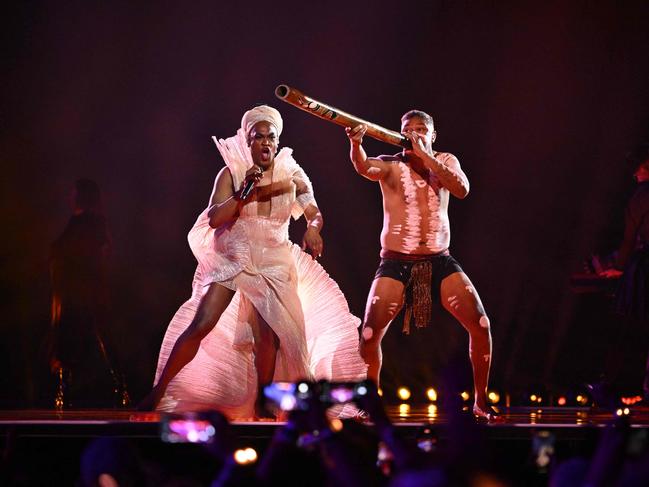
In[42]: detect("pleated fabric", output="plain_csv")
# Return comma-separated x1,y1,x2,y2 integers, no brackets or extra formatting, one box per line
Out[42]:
154,135,366,419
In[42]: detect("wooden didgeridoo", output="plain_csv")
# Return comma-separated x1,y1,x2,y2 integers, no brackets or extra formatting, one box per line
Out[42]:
275,84,411,149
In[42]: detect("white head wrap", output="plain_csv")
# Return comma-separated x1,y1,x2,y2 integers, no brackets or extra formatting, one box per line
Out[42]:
241,105,283,137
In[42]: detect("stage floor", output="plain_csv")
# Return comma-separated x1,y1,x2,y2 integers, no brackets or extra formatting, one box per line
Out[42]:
2,404,648,435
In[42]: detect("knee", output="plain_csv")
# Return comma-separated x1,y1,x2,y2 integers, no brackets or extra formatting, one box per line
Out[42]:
360,326,384,356
469,315,492,340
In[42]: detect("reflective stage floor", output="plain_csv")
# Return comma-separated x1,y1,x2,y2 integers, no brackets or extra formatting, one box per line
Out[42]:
2,404,648,434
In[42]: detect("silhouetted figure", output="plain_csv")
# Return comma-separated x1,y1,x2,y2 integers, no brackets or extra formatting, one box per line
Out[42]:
600,144,649,401
48,178,128,408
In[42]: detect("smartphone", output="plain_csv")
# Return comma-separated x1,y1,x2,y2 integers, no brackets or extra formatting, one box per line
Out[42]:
319,381,369,404
416,426,438,453
160,413,216,444
376,441,394,476
531,430,555,470
263,381,312,411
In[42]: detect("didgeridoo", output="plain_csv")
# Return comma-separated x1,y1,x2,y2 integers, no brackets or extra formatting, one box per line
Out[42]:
275,84,411,149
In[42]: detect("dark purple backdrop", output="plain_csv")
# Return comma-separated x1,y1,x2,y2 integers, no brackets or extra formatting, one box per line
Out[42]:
2,1,649,406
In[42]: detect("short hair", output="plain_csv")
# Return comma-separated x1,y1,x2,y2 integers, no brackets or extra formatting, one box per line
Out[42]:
401,110,434,129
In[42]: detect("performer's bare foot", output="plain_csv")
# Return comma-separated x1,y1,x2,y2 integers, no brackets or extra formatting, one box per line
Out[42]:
136,384,164,411
472,403,503,423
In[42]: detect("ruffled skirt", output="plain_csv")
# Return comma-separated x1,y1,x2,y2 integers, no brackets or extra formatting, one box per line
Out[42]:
154,244,367,419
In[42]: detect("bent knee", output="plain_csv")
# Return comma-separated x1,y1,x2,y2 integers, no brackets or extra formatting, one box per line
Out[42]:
478,315,491,330
462,314,492,337
360,325,384,347
361,326,376,343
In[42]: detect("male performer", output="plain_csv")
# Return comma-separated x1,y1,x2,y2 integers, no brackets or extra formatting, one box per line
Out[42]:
141,106,365,418
346,111,495,420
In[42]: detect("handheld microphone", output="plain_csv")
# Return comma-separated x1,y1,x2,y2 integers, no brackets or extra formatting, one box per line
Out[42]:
240,178,256,200
239,167,263,200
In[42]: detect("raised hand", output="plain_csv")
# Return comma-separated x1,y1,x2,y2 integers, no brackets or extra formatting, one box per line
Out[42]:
402,130,428,158
346,124,367,145
236,165,264,200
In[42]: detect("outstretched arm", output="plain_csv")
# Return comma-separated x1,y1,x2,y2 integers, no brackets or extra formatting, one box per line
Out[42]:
207,165,263,229
346,124,390,181
404,131,470,199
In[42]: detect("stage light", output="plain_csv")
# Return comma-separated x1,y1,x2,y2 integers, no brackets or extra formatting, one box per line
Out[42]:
329,418,343,432
530,394,542,404
621,395,642,405
616,407,631,417
399,403,410,417
557,396,567,406
378,388,383,397
397,387,411,401
460,391,471,402
234,447,258,465
427,404,438,418
576,394,589,406
487,391,500,404
426,388,438,402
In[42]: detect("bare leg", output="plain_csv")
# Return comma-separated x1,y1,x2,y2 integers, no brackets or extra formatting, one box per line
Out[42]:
359,277,405,386
138,283,235,410
440,272,492,413
250,311,280,418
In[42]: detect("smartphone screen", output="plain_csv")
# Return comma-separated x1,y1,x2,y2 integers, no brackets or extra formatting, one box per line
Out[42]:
263,381,312,411
160,415,216,444
320,381,369,404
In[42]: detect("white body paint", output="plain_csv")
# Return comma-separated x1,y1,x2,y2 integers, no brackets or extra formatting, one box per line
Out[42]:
362,327,374,340
447,295,460,310
424,165,450,253
380,161,451,254
398,163,423,252
479,316,490,329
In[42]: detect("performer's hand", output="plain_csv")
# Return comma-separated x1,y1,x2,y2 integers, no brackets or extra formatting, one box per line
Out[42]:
600,268,623,278
403,130,429,158
302,227,323,259
346,124,367,145
244,165,264,184
236,165,264,200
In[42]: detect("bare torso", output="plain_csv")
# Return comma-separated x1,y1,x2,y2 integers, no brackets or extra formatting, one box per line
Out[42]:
378,152,453,255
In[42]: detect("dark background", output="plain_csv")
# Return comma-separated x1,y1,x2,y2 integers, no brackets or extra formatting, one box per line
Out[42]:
2,0,648,407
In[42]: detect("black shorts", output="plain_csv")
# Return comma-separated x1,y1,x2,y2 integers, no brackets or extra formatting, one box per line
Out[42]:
374,253,464,303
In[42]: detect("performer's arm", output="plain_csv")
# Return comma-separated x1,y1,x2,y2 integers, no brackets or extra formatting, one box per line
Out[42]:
346,125,390,181
207,166,262,229
302,204,323,258
404,132,470,199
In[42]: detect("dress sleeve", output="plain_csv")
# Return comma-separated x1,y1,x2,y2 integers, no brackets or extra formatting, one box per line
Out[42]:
291,166,317,220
